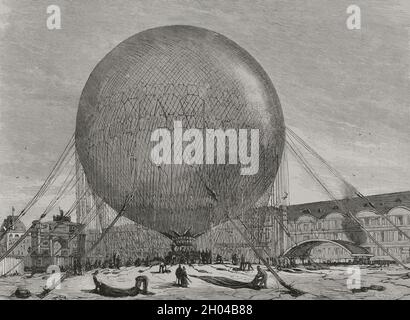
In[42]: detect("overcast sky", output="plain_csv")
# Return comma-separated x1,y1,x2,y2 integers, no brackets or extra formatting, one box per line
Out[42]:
0,0,409,224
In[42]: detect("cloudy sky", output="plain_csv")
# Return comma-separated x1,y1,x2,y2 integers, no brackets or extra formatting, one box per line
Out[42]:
0,0,409,224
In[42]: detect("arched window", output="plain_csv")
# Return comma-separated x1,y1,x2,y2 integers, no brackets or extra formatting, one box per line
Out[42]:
323,212,344,230
387,207,410,226
296,214,317,234
356,210,378,227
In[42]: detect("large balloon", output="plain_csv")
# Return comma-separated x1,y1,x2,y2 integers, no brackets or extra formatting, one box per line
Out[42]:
75,25,285,239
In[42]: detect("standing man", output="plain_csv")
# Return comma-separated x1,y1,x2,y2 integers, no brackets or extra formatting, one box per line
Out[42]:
175,264,183,286
240,254,246,271
115,254,122,269
180,266,190,288
159,262,165,273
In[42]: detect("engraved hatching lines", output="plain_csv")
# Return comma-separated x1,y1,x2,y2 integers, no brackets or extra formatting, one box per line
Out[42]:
77,35,283,233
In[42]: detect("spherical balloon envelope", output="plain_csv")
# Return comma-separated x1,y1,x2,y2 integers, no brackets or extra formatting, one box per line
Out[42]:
75,25,285,238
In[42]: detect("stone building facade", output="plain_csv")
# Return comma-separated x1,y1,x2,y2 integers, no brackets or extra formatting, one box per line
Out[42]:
0,211,31,258
201,191,410,263
286,191,410,262
30,210,86,272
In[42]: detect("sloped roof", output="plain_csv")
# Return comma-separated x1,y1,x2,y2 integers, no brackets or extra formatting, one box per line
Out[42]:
287,191,410,221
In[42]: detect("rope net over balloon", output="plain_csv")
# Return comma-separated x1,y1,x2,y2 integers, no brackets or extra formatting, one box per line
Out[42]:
78,83,283,237
75,26,286,239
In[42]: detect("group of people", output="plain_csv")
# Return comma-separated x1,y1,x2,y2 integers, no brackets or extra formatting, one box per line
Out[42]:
72,259,81,275
164,249,213,265
81,254,152,272
272,256,297,269
230,253,253,271
239,254,253,271
67,248,271,292
63,250,271,292
175,264,190,287
81,248,271,272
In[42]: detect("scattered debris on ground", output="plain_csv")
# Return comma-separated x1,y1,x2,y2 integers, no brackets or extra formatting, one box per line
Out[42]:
351,285,385,293
13,286,31,299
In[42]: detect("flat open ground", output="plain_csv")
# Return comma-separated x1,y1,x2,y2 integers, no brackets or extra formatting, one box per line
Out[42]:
1,264,410,300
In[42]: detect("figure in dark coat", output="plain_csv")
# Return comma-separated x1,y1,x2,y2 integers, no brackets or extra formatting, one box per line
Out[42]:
180,266,190,288
240,254,246,271
92,271,149,297
175,264,183,285
252,266,268,289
